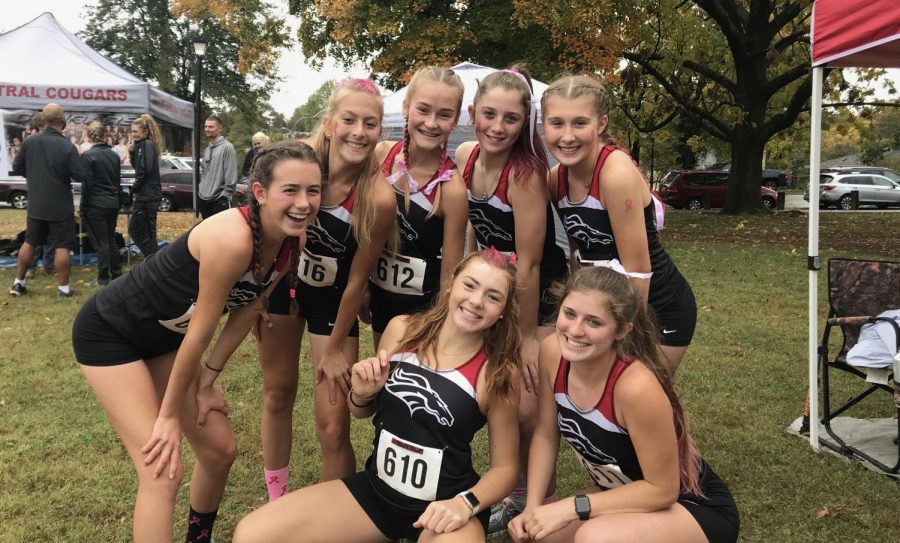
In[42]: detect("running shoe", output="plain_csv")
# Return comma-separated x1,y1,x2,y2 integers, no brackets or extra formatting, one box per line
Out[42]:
9,283,26,296
57,288,77,299
487,498,524,535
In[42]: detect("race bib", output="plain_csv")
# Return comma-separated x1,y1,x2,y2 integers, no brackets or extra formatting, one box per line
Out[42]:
372,252,426,295
158,303,195,334
298,249,338,287
376,428,443,501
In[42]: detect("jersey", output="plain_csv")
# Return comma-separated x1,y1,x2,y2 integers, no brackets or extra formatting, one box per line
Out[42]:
363,349,489,511
370,141,454,303
94,206,291,336
296,186,358,297
462,144,567,290
555,145,686,310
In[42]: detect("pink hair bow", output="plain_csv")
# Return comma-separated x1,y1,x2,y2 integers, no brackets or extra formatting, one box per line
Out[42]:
487,245,517,266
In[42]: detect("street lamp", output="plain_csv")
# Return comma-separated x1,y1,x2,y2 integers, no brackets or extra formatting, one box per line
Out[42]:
192,38,207,222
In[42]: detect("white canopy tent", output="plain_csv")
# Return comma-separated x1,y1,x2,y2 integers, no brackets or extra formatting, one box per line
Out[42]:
382,62,549,129
807,0,900,449
0,12,193,128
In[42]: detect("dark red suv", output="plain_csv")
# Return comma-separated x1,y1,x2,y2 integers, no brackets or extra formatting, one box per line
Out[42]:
657,170,777,210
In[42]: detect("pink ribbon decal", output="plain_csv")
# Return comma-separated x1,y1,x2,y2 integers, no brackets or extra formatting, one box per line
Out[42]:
390,162,455,196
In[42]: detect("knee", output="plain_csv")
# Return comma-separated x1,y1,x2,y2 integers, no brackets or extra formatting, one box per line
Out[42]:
574,522,622,543
263,385,298,415
315,413,349,451
196,434,238,473
137,464,183,500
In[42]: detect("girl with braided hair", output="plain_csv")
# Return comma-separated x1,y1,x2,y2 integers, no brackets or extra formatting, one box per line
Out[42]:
72,141,322,543
507,267,738,543
366,65,469,348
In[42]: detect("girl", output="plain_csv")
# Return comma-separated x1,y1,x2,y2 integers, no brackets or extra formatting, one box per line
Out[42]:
233,249,522,543
80,121,123,286
128,114,163,257
71,141,321,543
542,74,696,373
457,66,568,526
258,78,397,499
368,65,469,348
508,267,739,543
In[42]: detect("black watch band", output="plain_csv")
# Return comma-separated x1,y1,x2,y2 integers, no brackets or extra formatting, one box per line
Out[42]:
574,494,591,521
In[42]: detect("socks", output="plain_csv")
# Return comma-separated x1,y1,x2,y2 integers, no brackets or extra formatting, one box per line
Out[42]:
264,466,289,502
508,472,527,506
185,507,218,542
58,284,70,294
542,492,559,505
13,278,25,286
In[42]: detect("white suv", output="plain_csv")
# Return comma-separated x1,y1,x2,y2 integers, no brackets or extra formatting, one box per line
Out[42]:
805,172,900,209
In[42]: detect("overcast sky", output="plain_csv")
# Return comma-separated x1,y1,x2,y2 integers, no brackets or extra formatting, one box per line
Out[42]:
3,1,369,117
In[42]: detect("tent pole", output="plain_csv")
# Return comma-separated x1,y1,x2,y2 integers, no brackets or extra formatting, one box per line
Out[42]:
808,66,824,451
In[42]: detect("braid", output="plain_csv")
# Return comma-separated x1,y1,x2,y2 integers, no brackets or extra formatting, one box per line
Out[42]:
249,196,264,282
401,126,412,213
288,236,301,314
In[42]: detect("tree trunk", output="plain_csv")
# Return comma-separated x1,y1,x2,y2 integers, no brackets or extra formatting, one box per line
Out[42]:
722,127,766,214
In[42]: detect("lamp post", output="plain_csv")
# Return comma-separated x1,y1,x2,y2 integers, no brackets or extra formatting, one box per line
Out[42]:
192,38,207,222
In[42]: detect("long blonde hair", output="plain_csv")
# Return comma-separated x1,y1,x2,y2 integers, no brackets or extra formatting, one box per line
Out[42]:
132,114,163,153
308,79,389,253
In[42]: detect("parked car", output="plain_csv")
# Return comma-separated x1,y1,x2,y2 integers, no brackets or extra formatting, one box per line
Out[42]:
821,166,900,183
160,154,192,170
708,162,791,189
658,170,778,210
0,176,28,209
157,169,248,212
803,172,900,209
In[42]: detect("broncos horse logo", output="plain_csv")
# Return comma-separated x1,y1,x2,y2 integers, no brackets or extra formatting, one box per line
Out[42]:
396,210,419,241
564,214,614,249
385,365,455,427
225,278,262,310
307,221,347,253
469,208,513,244
557,413,617,465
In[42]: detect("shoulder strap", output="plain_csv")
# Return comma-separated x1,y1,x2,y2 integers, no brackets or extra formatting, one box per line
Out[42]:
381,141,404,175
461,145,480,189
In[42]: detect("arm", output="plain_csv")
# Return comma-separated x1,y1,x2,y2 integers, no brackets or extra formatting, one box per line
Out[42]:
508,170,549,392
140,228,250,478
437,171,468,287
80,154,94,208
11,145,25,176
602,153,652,302
222,143,238,199
131,140,147,196
318,175,396,403
68,144,87,185
347,315,405,419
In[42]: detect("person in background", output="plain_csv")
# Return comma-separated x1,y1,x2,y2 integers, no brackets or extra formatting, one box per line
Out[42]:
128,114,163,257
198,115,238,219
80,121,123,287
24,113,57,278
8,137,21,162
243,132,271,178
10,103,85,298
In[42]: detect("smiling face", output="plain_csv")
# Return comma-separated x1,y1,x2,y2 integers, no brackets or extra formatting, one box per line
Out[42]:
469,87,526,155
131,122,148,142
543,95,608,168
447,258,511,334
324,90,382,167
404,80,460,153
556,289,632,364
204,119,222,140
253,159,322,237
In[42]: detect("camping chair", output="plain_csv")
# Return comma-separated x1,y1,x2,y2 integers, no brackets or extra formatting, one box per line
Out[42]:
818,258,900,473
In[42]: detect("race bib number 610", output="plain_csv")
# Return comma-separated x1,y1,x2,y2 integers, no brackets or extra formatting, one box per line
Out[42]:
376,428,443,501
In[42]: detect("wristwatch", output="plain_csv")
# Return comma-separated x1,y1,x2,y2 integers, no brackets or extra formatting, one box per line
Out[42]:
457,490,481,515
574,494,591,521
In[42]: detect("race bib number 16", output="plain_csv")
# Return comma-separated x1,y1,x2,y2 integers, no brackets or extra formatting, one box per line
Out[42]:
376,428,443,501
298,249,338,287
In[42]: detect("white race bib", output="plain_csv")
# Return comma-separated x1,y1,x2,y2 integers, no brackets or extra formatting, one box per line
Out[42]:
158,303,195,334
298,249,338,287
371,252,426,295
376,428,443,501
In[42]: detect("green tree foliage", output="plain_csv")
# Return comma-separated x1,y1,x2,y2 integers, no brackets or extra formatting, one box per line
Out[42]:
81,0,289,121
288,0,565,88
287,80,336,133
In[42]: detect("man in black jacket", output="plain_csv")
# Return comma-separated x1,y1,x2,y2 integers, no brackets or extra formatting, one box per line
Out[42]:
81,122,123,286
10,103,86,298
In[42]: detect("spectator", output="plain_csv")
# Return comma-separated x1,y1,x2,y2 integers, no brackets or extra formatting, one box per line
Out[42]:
81,121,123,287
198,115,238,218
24,112,58,278
8,137,21,162
128,114,163,257
242,131,270,178
10,103,86,298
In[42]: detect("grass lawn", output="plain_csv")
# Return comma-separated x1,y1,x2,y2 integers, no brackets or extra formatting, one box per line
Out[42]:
0,208,898,542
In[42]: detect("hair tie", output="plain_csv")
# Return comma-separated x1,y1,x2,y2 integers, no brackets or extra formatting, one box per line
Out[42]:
486,245,518,267
289,288,296,300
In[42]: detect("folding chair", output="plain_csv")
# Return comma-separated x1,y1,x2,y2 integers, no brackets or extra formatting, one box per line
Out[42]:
818,258,900,473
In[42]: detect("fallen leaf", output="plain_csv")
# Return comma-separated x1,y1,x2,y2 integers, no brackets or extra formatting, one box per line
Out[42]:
812,507,830,519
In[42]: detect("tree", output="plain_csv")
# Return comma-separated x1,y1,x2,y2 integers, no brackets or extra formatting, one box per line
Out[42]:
287,80,336,133
81,0,289,149
288,0,566,88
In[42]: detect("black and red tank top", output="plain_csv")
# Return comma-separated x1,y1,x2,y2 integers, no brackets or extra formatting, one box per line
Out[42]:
296,184,358,292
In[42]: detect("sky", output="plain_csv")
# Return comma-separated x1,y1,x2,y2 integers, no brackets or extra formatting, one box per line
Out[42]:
2,1,369,117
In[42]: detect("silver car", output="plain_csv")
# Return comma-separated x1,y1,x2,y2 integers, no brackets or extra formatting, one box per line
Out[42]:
805,172,900,209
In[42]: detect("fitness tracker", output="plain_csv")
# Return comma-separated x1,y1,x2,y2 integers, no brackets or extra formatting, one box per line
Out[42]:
457,490,481,515
574,494,591,521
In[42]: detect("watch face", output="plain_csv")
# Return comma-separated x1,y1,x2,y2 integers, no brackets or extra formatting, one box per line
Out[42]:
463,492,479,509
574,495,591,520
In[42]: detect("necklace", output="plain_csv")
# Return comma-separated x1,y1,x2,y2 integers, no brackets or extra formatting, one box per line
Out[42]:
477,161,502,200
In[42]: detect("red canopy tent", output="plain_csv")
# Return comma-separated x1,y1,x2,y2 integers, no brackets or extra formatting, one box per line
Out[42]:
806,0,900,449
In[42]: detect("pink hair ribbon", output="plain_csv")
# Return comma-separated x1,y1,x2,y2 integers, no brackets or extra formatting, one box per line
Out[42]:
391,161,455,196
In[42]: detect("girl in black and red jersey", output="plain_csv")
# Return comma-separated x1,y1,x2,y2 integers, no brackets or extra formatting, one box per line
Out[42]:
71,141,321,543
367,65,469,348
542,74,695,374
234,249,521,543
257,79,398,498
457,66,568,527
508,267,738,543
